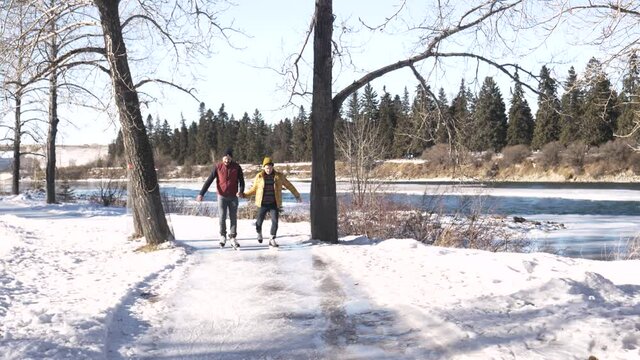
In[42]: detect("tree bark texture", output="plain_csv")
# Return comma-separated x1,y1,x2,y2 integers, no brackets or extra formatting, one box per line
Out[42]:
310,0,338,243
46,20,59,204
12,94,21,195
95,0,173,245
127,167,143,238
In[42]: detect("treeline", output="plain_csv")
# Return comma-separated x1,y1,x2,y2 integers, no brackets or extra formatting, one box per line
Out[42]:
108,55,640,166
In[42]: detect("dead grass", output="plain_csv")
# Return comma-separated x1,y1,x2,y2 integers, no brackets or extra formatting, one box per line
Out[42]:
337,193,531,253
603,235,640,260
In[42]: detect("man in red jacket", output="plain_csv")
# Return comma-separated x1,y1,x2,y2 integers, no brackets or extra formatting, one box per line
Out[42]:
196,148,245,249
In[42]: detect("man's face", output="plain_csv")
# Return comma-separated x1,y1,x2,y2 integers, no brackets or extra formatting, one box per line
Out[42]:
222,155,232,165
263,164,273,174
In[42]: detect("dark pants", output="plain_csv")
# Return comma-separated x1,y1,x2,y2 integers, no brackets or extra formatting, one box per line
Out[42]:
256,203,279,237
218,195,238,237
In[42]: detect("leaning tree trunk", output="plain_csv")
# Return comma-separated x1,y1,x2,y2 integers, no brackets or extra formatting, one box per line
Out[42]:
12,93,22,195
95,0,173,245
310,0,338,243
46,20,59,204
127,166,143,239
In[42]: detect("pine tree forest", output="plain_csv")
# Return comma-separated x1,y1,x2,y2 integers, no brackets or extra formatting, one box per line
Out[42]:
108,58,640,166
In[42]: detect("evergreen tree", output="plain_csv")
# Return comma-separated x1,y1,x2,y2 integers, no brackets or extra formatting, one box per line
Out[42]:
390,94,408,158
174,117,189,165
153,116,162,150
378,87,399,158
559,67,584,144
198,102,207,119
215,104,230,157
390,87,413,158
195,104,213,164
235,112,252,162
144,114,155,147
272,118,293,162
360,83,379,124
345,91,361,121
205,109,217,159
435,87,452,144
469,76,507,151
290,106,311,161
170,128,180,163
506,72,535,146
408,85,437,154
187,121,198,164
450,79,474,149
616,51,640,142
249,109,268,161
532,65,561,149
158,120,173,156
581,58,617,145
227,114,240,156
107,130,125,166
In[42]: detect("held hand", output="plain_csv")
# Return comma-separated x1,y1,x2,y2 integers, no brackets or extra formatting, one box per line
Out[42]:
196,195,203,202
296,197,302,203
237,192,244,198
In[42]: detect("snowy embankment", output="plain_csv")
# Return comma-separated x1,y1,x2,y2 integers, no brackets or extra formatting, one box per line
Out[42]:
0,193,639,359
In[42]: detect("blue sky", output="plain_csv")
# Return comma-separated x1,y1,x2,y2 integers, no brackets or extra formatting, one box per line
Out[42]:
57,1,596,145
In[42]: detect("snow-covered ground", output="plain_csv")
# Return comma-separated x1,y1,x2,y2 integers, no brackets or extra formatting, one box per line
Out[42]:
0,193,639,359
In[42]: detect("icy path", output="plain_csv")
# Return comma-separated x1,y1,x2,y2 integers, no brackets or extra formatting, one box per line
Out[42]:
107,218,435,359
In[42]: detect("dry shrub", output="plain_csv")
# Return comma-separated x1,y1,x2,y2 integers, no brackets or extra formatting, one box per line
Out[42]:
372,161,427,179
237,201,257,219
400,210,443,243
160,192,191,214
628,235,640,260
280,210,310,223
599,139,634,165
153,151,174,178
159,194,217,216
563,141,588,169
603,235,640,260
501,145,531,166
58,165,93,180
338,195,412,240
423,143,455,167
586,162,607,179
90,176,126,207
539,141,564,168
338,191,530,253
179,163,194,178
631,153,640,175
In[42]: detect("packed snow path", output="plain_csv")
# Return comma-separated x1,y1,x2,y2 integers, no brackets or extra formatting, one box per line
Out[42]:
2,198,639,360
107,219,435,359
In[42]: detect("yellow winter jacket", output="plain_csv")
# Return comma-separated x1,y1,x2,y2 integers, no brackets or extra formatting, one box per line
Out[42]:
244,170,301,207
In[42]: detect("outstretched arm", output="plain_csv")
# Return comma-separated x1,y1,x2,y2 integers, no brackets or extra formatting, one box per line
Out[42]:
244,174,260,197
281,175,301,201
196,168,218,201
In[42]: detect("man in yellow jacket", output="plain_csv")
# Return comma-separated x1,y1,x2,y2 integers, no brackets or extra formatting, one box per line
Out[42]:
243,156,302,247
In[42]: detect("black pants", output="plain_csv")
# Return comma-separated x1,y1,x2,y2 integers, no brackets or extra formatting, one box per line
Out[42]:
256,203,279,237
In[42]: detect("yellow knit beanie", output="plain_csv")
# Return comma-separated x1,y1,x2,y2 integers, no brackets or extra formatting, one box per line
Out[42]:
262,156,273,166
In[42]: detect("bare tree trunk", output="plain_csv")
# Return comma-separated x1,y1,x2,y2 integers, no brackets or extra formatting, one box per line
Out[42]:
12,94,21,195
95,0,173,245
127,166,143,238
46,13,59,204
310,0,338,243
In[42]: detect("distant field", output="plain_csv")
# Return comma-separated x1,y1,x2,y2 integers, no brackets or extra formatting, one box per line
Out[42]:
0,144,108,170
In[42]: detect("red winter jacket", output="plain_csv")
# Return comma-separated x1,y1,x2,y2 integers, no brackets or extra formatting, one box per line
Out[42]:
199,161,245,198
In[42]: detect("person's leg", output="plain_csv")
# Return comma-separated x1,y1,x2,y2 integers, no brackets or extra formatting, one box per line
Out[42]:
218,196,228,244
256,206,268,242
269,205,279,238
229,197,239,238
268,204,279,247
